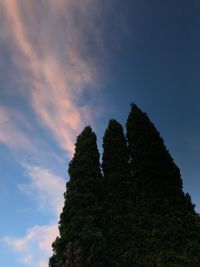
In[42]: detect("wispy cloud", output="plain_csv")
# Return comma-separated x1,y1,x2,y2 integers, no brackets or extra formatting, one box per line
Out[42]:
0,105,64,170
1,0,104,155
19,164,66,217
4,165,65,267
0,106,32,150
4,224,58,267
1,1,106,266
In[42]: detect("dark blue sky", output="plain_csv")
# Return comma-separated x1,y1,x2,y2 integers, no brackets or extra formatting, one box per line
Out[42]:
0,1,200,266
91,1,200,211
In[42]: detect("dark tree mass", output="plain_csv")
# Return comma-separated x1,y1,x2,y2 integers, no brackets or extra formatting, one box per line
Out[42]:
50,104,200,267
126,104,200,266
102,120,133,267
50,127,105,267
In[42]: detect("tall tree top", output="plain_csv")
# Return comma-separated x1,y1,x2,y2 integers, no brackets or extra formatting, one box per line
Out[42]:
126,103,183,191
50,126,104,267
102,119,131,201
68,126,102,186
102,119,133,267
126,103,200,265
102,119,128,171
72,126,100,161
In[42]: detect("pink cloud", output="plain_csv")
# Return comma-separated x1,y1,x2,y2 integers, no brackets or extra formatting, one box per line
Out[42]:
4,224,58,267
1,0,103,156
1,1,106,266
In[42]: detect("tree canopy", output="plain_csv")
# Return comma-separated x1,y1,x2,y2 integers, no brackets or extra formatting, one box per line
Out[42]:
49,127,104,267
50,104,200,267
102,119,133,267
126,103,200,266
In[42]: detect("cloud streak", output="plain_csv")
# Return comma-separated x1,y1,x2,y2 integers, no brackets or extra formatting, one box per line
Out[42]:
4,165,65,267
1,0,104,155
19,164,66,217
0,1,107,266
4,224,58,267
0,106,32,150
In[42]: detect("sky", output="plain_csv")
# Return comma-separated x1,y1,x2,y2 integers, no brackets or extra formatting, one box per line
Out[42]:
0,1,200,266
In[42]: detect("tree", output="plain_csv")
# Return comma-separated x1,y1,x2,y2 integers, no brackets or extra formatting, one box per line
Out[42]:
49,127,105,267
50,103,200,267
102,120,133,267
126,103,200,266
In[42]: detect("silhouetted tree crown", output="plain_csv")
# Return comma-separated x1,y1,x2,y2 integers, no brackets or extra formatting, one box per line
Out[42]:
126,103,200,266
49,126,104,267
102,119,133,267
50,104,200,267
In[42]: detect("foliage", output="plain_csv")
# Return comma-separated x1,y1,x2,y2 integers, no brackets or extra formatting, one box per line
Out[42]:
50,104,200,267
49,127,105,267
102,120,133,267
126,103,200,266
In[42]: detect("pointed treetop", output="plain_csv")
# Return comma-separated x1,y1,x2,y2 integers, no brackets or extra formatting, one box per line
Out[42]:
130,102,144,113
105,119,125,136
77,126,93,139
73,126,99,156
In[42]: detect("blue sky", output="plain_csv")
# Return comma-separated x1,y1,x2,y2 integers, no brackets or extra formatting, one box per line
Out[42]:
0,1,200,266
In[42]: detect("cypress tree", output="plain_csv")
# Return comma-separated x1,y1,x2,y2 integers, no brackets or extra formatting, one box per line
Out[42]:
49,127,105,267
102,119,133,267
126,104,200,266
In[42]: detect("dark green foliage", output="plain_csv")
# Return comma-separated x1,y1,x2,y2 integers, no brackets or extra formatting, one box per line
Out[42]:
102,120,133,267
126,103,200,266
49,127,105,267
50,103,200,267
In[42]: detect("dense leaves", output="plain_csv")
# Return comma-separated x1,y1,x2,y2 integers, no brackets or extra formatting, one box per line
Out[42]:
50,104,200,267
49,127,104,267
102,120,133,267
126,104,200,266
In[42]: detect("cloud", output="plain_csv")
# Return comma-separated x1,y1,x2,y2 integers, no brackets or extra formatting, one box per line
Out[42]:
0,1,107,266
0,106,32,150
4,165,65,267
19,164,66,217
1,0,105,156
4,224,58,267
0,106,63,169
